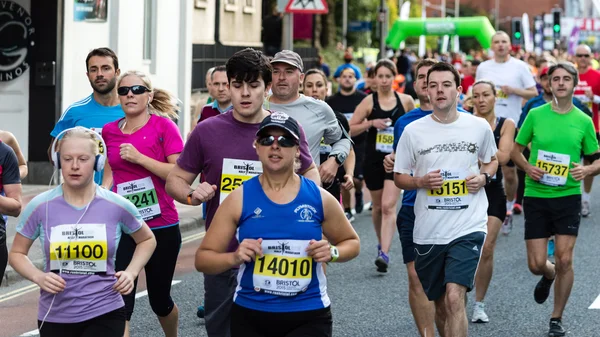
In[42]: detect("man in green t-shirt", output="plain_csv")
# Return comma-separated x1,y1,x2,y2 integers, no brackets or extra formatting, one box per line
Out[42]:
512,62,600,337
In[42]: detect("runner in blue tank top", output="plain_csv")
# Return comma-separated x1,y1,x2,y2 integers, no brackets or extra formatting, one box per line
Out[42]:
195,113,360,337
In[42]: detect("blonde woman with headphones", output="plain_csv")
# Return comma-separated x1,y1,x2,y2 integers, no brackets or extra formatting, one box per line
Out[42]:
9,127,156,337
101,70,184,337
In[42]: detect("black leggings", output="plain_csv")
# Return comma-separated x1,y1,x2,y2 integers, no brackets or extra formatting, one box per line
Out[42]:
231,303,333,337
38,307,126,337
0,238,7,282
115,224,181,320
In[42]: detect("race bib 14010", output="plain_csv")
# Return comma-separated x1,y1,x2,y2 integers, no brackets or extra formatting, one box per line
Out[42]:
253,239,313,297
49,224,108,275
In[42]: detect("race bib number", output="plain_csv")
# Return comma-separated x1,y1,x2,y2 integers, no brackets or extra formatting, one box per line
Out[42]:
253,239,312,296
319,137,332,155
536,150,570,186
496,87,508,99
117,177,161,221
426,169,470,210
220,158,262,204
376,127,394,153
49,224,108,275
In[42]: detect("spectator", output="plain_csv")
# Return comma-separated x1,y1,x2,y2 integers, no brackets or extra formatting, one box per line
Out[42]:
333,50,362,81
262,6,283,56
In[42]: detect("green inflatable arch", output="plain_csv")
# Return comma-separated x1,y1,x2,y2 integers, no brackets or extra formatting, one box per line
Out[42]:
386,17,496,49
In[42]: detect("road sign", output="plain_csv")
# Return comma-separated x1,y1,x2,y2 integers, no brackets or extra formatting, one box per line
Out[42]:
348,21,372,32
285,0,329,14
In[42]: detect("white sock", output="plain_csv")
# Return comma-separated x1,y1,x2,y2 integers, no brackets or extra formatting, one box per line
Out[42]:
583,192,591,203
506,200,514,212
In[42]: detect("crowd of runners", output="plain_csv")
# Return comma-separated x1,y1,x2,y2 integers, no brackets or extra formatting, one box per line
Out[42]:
0,30,599,337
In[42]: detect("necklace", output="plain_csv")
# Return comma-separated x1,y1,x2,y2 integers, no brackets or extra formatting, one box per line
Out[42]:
121,114,150,133
432,111,458,124
551,101,573,114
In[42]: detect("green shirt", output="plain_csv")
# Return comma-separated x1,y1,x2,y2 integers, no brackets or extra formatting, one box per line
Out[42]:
516,103,599,198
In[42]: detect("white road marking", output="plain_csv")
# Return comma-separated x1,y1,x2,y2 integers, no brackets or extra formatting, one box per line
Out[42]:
135,280,181,299
589,293,600,309
20,280,183,336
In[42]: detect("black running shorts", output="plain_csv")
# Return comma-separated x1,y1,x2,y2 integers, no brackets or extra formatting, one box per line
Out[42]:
414,231,485,301
523,195,581,240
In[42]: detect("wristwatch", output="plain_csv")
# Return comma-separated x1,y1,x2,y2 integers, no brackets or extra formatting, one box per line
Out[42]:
329,152,347,166
482,173,492,186
330,245,339,262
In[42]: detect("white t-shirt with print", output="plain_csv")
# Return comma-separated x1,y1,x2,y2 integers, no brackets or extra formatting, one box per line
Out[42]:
394,113,498,245
476,57,536,123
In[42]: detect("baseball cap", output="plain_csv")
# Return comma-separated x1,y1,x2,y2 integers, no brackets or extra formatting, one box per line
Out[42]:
539,67,549,77
256,112,300,141
271,50,304,72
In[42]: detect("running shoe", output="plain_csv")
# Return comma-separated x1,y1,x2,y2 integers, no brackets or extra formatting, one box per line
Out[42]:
582,200,590,218
355,192,364,214
534,275,555,304
197,305,205,318
512,203,523,215
548,318,566,337
375,251,389,273
548,238,555,258
471,302,489,323
345,211,355,222
501,212,513,235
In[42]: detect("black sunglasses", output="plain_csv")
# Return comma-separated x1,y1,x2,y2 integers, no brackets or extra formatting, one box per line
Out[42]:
576,54,590,58
117,85,150,96
257,135,298,148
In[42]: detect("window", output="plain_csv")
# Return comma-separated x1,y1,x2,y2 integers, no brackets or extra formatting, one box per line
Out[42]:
243,0,255,13
194,0,208,9
143,0,157,73
225,0,237,12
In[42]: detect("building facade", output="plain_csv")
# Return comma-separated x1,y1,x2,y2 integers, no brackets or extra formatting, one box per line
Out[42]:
0,0,193,183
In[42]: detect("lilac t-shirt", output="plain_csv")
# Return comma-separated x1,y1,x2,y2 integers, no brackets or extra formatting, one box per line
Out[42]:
177,111,314,251
103,115,184,229
16,186,143,323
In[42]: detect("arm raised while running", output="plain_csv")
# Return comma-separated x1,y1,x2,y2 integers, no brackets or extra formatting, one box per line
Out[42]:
497,119,516,166
113,224,156,295
349,95,374,136
10,234,66,294
166,164,217,206
195,187,253,274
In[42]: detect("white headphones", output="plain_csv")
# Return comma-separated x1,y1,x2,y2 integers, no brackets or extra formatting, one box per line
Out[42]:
51,127,107,172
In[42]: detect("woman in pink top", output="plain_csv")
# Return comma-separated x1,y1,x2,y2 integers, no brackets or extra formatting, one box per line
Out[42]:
102,70,184,337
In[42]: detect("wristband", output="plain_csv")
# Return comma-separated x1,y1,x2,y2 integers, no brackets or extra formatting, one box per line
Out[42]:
187,190,194,205
330,245,339,262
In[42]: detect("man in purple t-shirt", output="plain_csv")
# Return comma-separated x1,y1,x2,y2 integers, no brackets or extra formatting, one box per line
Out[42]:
166,48,319,337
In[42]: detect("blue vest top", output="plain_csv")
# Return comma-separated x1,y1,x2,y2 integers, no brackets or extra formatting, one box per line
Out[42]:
234,175,331,312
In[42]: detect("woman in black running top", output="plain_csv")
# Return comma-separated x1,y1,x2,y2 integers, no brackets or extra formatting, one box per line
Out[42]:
349,59,415,273
471,79,515,323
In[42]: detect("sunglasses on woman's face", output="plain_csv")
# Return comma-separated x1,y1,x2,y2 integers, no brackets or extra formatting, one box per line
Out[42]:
257,135,297,148
117,85,150,96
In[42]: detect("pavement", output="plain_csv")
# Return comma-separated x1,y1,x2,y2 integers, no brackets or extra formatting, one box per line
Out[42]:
1,184,205,287
4,184,600,336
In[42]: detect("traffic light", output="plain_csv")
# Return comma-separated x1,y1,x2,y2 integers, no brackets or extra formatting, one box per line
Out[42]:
552,8,562,40
511,18,522,45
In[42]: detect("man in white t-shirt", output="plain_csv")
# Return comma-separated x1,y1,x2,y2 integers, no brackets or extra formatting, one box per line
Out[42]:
394,62,498,337
476,31,538,234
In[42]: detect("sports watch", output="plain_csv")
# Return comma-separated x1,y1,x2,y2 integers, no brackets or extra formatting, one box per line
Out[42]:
330,245,339,262
482,173,492,186
329,152,347,166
